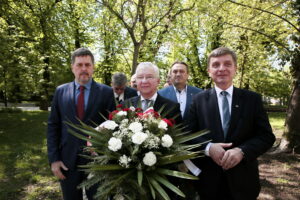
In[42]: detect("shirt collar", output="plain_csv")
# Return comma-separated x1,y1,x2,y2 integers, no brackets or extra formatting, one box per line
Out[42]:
140,92,158,102
173,85,187,93
215,85,233,97
75,79,92,90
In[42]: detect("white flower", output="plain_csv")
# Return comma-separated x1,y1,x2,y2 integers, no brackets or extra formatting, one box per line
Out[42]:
144,136,160,149
113,194,125,200
131,132,148,145
143,152,157,166
161,134,173,148
158,120,168,130
129,106,135,111
108,137,122,152
116,111,127,116
119,155,132,168
128,122,143,133
98,120,118,130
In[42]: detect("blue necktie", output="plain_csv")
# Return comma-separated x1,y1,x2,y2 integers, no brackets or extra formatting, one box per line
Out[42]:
142,99,152,111
221,91,230,137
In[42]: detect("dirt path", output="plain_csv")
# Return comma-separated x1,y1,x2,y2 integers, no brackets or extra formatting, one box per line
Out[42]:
258,152,300,200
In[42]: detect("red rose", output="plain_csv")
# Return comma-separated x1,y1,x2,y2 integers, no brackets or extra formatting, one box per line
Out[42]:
163,118,174,127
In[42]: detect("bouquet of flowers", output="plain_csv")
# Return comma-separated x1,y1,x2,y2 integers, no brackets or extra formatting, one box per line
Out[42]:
68,104,208,200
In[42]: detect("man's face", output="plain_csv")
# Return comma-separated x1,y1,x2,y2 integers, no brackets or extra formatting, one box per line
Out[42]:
112,84,126,96
130,76,137,89
71,56,94,85
136,67,160,98
208,54,237,90
171,64,189,87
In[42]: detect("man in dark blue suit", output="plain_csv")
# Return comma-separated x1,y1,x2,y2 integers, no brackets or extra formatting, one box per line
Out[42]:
111,72,137,105
158,61,202,121
189,47,275,200
47,48,115,200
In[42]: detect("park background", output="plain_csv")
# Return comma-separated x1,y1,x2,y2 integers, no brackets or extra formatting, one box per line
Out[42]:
0,0,299,199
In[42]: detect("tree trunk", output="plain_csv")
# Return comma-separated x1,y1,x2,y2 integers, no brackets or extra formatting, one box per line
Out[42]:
279,78,300,153
131,43,141,75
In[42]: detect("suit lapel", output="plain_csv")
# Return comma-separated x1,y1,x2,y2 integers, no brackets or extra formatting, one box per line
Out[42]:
184,86,192,118
167,86,178,103
207,88,225,142
227,87,242,139
85,80,99,121
66,82,77,119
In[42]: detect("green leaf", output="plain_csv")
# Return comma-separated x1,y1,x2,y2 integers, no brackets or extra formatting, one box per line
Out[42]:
175,129,210,144
146,176,156,199
158,152,201,165
157,168,199,180
138,170,143,186
79,164,126,171
152,173,185,197
147,176,170,200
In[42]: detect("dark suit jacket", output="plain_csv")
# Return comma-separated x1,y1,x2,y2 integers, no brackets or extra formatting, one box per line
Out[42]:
158,85,202,120
124,87,138,100
189,87,275,200
124,93,182,125
47,80,115,170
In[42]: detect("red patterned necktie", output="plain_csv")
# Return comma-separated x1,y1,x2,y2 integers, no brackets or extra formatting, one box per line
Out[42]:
77,85,85,120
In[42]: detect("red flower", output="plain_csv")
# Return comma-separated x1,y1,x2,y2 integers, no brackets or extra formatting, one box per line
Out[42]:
123,108,130,112
116,104,123,108
135,108,143,112
163,118,174,127
109,110,119,120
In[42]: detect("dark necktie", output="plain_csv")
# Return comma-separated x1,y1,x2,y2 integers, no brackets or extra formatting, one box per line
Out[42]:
116,96,122,104
221,91,230,137
77,86,85,120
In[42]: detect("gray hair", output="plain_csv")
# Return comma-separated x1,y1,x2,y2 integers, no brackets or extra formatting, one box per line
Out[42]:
208,47,237,67
71,48,95,65
112,72,127,86
135,62,160,78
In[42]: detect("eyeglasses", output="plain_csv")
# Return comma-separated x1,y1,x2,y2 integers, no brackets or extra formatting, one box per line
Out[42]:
136,76,155,81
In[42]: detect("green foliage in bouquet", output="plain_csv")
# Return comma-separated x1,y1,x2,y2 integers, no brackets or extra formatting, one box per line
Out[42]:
67,104,208,200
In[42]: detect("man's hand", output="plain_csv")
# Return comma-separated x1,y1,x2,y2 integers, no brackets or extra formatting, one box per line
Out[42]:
51,161,68,180
221,147,244,170
209,143,232,166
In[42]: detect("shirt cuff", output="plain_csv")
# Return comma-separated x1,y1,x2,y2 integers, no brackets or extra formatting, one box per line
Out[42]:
205,142,212,156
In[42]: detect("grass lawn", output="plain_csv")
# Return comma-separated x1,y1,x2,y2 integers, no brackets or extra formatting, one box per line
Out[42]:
0,111,61,200
268,112,286,137
0,111,287,200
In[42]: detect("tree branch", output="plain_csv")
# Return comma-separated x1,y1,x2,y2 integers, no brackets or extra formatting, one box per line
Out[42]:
226,0,300,33
221,19,291,52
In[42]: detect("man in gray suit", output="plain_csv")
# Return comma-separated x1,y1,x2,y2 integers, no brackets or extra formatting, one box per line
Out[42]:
158,61,202,121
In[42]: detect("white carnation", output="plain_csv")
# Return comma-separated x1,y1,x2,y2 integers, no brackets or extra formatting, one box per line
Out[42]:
119,155,132,168
161,134,173,148
98,120,119,130
129,106,135,111
113,194,125,200
131,132,148,145
108,137,122,152
143,151,157,166
158,120,168,130
116,111,127,116
128,122,143,133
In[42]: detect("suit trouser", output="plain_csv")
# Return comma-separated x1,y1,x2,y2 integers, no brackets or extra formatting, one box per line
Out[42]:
60,156,98,200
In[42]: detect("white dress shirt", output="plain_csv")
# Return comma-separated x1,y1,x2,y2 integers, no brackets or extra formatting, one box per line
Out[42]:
205,85,234,156
140,93,158,109
173,85,187,117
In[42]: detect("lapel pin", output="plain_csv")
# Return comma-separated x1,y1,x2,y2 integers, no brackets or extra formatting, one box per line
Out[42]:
235,105,239,108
